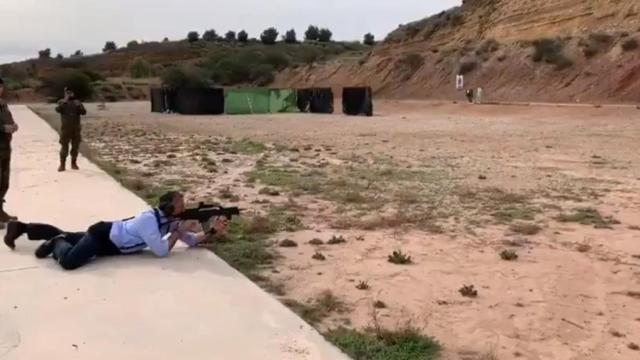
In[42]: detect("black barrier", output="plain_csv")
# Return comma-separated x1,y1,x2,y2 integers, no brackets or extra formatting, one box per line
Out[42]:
150,87,223,115
149,87,177,113
342,87,373,116
173,88,224,115
297,89,312,112
297,88,334,114
150,87,164,113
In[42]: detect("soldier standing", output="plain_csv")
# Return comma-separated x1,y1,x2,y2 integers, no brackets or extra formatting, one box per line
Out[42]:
0,77,19,222
55,88,86,171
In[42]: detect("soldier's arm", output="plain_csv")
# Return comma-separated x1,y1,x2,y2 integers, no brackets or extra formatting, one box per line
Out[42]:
78,102,87,116
0,101,18,133
55,101,64,114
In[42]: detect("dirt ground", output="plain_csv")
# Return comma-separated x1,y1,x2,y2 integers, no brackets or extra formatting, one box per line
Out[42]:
32,100,640,360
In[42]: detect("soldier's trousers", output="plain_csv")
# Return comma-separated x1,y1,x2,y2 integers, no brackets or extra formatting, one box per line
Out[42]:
60,129,81,161
0,154,10,203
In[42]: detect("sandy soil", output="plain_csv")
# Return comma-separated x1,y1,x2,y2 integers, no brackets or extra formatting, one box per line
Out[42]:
31,100,640,360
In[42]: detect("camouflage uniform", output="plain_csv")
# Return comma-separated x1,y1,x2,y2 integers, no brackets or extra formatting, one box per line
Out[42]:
55,99,86,170
0,98,17,221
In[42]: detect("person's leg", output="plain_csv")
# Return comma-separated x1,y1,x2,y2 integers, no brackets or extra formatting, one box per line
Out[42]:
70,130,81,170
53,222,116,270
52,234,99,270
59,133,70,172
4,220,65,249
0,155,16,222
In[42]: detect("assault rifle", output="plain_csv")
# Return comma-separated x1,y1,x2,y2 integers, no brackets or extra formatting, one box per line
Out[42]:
177,203,242,233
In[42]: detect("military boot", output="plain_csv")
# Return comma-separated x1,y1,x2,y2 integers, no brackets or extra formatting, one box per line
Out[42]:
0,203,17,224
3,221,26,250
71,157,79,170
58,156,66,172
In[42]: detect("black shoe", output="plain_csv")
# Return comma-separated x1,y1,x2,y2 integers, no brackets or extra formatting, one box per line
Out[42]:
71,162,79,170
3,221,25,250
35,236,61,259
0,210,17,223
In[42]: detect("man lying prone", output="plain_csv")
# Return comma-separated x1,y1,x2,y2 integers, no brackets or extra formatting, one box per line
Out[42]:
3,191,228,270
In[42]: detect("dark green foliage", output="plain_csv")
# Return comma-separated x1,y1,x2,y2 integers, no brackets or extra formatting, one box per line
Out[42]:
401,53,424,72
41,69,93,100
161,66,208,88
327,235,346,245
264,51,291,70
238,30,249,43
129,57,154,78
202,29,219,42
72,50,83,57
38,48,51,59
326,326,441,360
187,31,200,43
622,38,639,51
284,29,297,44
305,25,320,41
261,27,279,45
318,28,333,42
388,250,412,265
103,41,117,52
55,53,64,60
225,31,236,42
499,250,519,261
80,69,104,82
532,38,573,70
555,208,620,229
364,33,375,46
127,40,139,48
312,252,326,261
459,285,478,298
458,61,477,75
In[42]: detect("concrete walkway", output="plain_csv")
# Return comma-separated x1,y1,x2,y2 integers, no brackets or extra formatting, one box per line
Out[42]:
0,106,349,360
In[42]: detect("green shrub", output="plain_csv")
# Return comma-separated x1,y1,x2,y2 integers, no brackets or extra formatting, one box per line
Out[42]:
80,69,105,82
284,29,297,44
127,40,139,48
225,31,236,42
457,61,477,75
238,30,249,43
251,64,275,86
401,53,424,72
103,41,117,52
261,27,279,45
305,25,320,41
264,51,291,70
41,69,93,100
364,33,375,46
318,28,333,42
532,38,573,70
203,29,219,42
187,31,200,43
161,66,208,88
38,49,51,59
129,57,154,78
622,38,639,51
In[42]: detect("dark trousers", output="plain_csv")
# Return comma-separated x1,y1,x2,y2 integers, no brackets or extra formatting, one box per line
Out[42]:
59,129,81,162
26,222,120,270
0,154,10,203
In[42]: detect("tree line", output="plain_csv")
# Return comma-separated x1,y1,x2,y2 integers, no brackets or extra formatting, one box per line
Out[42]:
35,26,376,59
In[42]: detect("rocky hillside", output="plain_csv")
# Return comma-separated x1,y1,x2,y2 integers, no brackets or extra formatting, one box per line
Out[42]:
274,0,640,103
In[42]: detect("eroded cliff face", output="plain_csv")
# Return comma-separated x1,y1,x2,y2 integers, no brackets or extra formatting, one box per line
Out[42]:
274,0,640,103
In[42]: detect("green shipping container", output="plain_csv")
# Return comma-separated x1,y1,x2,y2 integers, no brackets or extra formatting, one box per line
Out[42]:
225,88,271,114
269,88,298,113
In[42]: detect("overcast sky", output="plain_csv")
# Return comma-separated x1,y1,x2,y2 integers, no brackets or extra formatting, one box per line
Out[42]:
0,0,459,64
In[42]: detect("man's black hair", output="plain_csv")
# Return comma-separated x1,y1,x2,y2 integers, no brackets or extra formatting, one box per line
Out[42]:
158,191,181,215
0,77,4,85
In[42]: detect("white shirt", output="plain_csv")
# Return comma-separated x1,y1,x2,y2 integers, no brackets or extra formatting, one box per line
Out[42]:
109,208,198,257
